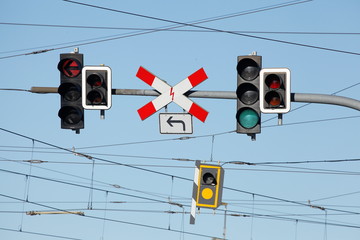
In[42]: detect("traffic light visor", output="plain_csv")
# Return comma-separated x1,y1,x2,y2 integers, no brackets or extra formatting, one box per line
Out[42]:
58,83,81,102
237,58,261,81
203,172,217,185
236,83,259,105
58,106,83,124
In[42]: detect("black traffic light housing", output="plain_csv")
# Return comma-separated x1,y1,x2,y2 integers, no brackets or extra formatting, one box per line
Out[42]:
57,53,84,132
195,163,224,209
260,68,291,114
236,55,262,135
82,66,112,110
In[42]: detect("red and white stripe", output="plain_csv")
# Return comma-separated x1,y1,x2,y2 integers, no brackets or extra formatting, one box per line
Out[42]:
136,66,209,122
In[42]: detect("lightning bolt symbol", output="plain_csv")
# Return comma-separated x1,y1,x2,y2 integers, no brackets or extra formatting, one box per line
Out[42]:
170,87,175,101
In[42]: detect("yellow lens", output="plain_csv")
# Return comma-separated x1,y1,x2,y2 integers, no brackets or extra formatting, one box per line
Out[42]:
201,188,214,200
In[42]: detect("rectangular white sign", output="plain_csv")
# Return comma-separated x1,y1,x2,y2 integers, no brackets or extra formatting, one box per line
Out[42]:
159,113,193,134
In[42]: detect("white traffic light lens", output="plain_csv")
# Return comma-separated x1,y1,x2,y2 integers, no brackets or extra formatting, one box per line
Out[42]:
238,108,259,129
203,172,217,185
237,58,260,81
58,106,83,124
58,83,81,102
236,83,259,105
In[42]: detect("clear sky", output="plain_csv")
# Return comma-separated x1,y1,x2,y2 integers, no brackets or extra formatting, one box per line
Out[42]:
1,0,360,239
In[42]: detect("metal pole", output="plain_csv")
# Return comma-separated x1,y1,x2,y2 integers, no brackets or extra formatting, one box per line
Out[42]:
30,87,360,111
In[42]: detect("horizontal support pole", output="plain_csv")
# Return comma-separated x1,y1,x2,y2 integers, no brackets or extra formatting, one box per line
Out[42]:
292,93,360,111
30,87,360,111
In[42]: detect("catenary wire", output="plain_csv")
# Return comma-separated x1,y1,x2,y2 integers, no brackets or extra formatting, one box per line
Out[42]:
2,162,360,228
0,227,84,240
63,0,360,56
2,126,360,230
1,127,360,217
2,192,360,230
0,193,222,239
2,22,360,35
0,0,311,59
2,152,360,176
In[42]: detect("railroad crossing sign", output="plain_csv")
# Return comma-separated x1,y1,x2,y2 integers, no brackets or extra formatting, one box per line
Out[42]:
159,113,193,134
136,66,209,122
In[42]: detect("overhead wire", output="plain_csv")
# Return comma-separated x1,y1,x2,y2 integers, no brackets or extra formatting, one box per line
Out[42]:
2,162,360,229
1,185,360,230
63,0,360,56
1,127,360,219
0,0,312,59
0,226,84,240
0,193,222,239
2,22,360,35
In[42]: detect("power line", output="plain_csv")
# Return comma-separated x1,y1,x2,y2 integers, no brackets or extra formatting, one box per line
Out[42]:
0,0,311,60
63,0,360,56
0,227,84,240
0,193,222,239
2,22,359,35
2,127,360,217
2,166,360,229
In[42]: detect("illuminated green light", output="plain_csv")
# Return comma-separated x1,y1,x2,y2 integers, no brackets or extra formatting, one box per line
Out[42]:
238,109,259,129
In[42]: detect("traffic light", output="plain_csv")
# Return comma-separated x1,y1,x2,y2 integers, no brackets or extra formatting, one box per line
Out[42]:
82,66,112,110
260,68,291,113
236,55,262,135
195,163,224,209
57,53,84,132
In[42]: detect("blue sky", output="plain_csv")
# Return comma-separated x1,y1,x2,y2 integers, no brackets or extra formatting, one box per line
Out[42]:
1,0,360,239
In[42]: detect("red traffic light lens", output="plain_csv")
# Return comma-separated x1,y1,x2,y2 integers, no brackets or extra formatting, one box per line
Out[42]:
265,74,281,89
87,73,103,88
58,58,82,78
265,91,282,107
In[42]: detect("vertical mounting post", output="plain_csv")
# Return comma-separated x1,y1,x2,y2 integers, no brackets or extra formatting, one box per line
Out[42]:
100,110,105,120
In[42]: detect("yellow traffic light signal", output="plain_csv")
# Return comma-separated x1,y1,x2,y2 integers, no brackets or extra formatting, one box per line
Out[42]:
195,163,224,209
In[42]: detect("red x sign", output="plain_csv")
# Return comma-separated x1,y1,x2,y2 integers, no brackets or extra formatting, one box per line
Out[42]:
136,66,209,122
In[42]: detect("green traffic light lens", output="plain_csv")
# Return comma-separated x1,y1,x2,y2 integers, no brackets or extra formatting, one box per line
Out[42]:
237,109,259,129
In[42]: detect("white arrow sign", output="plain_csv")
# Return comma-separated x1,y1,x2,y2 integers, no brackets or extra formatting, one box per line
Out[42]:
159,113,193,134
136,66,209,122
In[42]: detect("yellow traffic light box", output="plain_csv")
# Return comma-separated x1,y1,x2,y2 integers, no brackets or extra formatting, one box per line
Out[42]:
195,162,224,209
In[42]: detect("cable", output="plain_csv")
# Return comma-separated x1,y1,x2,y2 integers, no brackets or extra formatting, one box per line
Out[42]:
0,193,223,239
2,127,360,217
0,227,84,240
0,0,311,59
2,22,360,35
251,158,360,165
2,167,360,229
63,0,360,56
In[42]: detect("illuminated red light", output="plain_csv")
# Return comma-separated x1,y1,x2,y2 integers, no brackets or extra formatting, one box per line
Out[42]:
265,74,281,89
